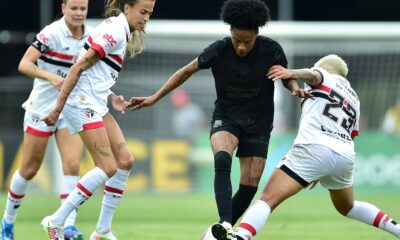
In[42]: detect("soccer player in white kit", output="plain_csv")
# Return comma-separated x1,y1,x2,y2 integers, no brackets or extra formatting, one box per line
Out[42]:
231,55,400,240
41,0,156,239
0,1,91,239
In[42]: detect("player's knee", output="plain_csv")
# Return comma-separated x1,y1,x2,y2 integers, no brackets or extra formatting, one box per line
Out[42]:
117,154,134,170
214,151,232,172
335,201,354,216
19,163,42,180
63,160,81,175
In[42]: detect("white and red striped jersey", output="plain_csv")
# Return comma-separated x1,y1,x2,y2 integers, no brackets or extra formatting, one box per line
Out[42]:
294,67,360,160
66,13,130,115
22,17,92,118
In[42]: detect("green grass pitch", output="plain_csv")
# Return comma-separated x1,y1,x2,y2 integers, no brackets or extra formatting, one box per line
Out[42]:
0,190,398,239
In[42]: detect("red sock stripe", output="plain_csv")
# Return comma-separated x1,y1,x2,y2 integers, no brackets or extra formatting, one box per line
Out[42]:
77,183,92,197
373,211,385,227
238,223,257,236
60,194,69,199
9,190,24,200
104,186,124,194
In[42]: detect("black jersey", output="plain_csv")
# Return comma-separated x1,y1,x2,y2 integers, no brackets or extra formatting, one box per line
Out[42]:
198,36,288,132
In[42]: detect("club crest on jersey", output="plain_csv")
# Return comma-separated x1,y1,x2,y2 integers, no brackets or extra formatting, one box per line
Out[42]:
85,109,95,119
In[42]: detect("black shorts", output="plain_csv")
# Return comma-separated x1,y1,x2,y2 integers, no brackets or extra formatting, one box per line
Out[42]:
210,118,272,158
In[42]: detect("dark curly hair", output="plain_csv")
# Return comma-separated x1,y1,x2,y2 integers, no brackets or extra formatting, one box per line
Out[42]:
220,0,270,31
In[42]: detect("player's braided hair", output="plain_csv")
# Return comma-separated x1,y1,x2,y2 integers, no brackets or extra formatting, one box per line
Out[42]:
104,0,154,58
220,0,270,31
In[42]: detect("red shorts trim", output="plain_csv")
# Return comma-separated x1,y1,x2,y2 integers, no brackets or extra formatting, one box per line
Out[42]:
82,121,104,131
26,126,53,137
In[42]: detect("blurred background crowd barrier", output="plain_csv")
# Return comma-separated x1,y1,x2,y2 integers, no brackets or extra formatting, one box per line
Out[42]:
0,20,399,193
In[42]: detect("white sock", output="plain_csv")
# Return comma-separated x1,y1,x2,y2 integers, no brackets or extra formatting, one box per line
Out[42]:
236,200,271,240
347,200,400,237
96,168,129,234
3,171,29,224
60,175,80,227
50,167,108,225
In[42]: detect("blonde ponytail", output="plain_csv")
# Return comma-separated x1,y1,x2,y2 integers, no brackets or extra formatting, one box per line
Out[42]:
105,0,121,17
127,30,145,58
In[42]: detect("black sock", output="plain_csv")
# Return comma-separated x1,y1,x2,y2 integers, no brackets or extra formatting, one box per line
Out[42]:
214,151,232,224
231,184,258,225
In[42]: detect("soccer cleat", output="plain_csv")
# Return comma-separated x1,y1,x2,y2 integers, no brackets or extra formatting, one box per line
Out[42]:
41,216,64,240
89,230,117,240
1,219,15,240
64,226,84,240
211,222,236,240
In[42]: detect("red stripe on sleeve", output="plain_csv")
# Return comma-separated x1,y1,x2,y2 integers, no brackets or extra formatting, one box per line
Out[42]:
104,186,124,194
373,211,385,227
238,223,257,236
26,127,53,137
351,130,359,138
77,183,92,197
82,121,104,131
88,36,106,58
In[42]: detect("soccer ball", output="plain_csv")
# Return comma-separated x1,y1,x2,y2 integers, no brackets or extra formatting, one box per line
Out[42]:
200,227,216,240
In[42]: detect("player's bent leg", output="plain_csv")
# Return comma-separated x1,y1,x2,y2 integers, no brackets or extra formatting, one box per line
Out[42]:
330,187,400,238
56,128,85,240
235,168,304,240
232,157,265,225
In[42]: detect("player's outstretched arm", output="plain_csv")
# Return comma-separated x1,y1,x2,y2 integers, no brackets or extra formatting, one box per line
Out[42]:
268,65,322,86
127,58,200,110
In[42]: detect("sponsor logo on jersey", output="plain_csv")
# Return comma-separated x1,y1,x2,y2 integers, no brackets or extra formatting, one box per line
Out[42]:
103,34,117,47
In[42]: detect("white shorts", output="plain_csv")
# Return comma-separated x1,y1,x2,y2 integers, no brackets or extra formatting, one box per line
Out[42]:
62,104,105,134
23,111,68,137
276,144,354,190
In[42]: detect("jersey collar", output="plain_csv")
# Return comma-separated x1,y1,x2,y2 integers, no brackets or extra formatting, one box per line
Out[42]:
116,13,130,42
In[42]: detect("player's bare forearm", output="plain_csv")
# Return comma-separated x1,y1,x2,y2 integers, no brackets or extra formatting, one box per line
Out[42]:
290,69,321,86
282,79,300,92
55,52,99,111
54,66,82,112
153,59,199,101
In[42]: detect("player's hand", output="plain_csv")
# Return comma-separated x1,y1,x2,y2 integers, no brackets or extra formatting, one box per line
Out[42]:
42,108,62,126
126,96,157,111
50,76,65,91
110,94,129,114
267,65,293,81
291,89,314,99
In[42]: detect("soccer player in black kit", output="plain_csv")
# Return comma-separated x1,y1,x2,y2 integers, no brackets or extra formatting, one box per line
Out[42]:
127,0,309,239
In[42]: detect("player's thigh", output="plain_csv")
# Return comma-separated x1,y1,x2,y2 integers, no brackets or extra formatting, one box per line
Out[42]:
210,130,239,155
259,168,304,210
103,112,133,169
239,156,266,186
79,126,116,177
19,132,49,178
55,127,84,163
329,186,354,215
